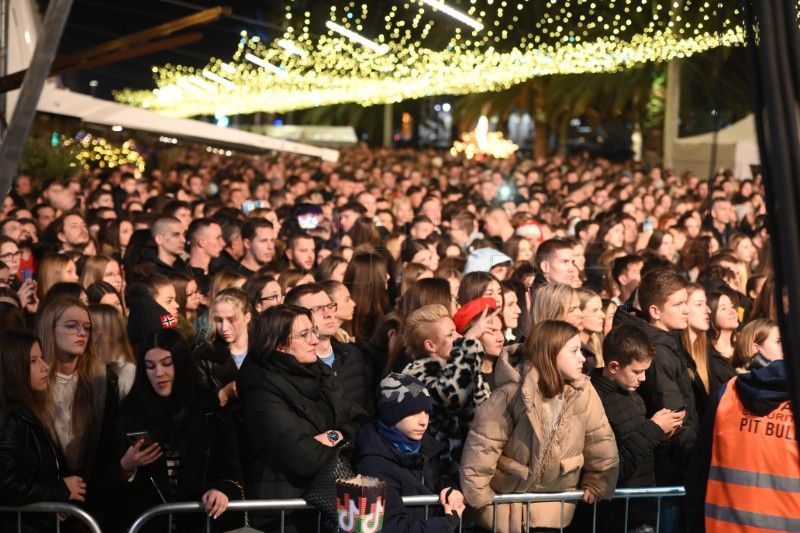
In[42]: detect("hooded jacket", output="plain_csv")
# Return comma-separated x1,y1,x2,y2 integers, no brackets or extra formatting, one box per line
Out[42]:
686,361,794,532
613,304,707,485
460,350,618,532
355,423,457,533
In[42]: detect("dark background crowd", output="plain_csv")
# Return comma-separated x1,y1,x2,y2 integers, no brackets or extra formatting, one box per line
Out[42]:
0,144,786,533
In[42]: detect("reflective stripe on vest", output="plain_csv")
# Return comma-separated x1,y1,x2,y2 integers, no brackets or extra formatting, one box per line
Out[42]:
705,377,800,533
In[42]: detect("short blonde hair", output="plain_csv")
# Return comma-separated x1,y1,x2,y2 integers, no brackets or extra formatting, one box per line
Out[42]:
732,318,777,369
404,304,450,358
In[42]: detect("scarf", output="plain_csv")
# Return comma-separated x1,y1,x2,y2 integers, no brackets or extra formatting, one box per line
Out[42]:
376,420,421,455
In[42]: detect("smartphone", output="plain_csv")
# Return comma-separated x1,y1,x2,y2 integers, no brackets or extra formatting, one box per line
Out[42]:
298,214,319,230
673,403,687,413
642,219,654,232
242,200,266,214
126,431,154,447
21,268,32,283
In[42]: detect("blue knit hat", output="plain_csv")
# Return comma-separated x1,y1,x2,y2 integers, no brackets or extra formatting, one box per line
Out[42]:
378,373,433,426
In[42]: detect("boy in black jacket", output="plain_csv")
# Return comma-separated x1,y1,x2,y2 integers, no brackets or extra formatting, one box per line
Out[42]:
590,325,685,532
356,373,464,533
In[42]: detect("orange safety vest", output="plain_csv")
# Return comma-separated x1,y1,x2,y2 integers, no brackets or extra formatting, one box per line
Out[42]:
705,377,800,532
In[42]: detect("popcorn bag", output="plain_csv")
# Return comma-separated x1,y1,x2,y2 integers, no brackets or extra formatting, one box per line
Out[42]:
336,475,387,533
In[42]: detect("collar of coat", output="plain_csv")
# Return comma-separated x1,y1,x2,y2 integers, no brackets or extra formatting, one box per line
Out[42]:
494,344,589,412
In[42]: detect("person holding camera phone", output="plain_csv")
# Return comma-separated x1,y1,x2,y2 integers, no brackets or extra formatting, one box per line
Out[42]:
107,329,243,532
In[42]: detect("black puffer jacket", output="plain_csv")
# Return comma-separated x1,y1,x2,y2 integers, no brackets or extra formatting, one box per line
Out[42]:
355,423,458,533
0,407,70,533
331,338,377,416
613,305,708,485
237,350,369,532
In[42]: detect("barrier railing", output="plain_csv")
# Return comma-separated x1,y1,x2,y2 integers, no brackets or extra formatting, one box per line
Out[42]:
128,486,686,533
0,502,103,533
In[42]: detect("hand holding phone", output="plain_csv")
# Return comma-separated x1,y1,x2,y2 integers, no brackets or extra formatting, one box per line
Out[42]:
672,403,687,413
126,431,154,447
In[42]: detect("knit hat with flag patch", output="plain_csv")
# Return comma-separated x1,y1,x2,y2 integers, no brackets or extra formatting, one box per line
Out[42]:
126,283,177,347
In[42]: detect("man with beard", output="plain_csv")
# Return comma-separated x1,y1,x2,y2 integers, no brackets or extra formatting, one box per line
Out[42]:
284,232,316,273
51,212,90,253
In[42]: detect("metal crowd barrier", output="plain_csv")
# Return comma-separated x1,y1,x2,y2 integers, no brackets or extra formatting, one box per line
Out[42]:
128,486,686,533
0,501,103,533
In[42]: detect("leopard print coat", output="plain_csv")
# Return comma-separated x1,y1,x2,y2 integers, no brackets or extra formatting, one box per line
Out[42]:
402,337,490,477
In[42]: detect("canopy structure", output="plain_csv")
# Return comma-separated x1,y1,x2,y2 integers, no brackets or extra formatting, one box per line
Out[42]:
672,115,760,179
4,0,340,162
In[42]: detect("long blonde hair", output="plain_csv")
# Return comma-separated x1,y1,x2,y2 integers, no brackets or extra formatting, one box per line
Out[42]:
682,283,709,394
37,254,77,300
532,282,575,325
88,303,135,366
577,287,604,367
37,298,104,433
523,320,581,399
207,287,251,343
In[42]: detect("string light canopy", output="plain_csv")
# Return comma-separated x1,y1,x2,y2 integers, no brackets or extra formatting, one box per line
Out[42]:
114,1,748,117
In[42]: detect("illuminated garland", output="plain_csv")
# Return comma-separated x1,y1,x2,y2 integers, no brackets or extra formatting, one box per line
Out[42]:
113,1,750,117
64,135,146,171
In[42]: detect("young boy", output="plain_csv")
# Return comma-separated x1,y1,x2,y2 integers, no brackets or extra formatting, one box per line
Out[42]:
590,325,685,532
356,373,465,533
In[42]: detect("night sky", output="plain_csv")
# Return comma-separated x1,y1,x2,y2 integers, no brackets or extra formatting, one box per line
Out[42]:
46,0,286,100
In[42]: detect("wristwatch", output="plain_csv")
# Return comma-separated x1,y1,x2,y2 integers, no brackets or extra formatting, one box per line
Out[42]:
327,431,340,444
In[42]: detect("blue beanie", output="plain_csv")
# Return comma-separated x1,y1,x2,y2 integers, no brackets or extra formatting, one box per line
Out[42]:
378,373,433,426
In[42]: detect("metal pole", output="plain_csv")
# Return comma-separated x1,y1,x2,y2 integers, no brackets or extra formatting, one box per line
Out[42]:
0,0,74,198
383,102,393,148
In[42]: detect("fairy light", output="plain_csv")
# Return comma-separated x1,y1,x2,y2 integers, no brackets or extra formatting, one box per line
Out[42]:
325,21,389,55
418,0,484,31
63,135,146,171
244,53,286,75
113,1,750,117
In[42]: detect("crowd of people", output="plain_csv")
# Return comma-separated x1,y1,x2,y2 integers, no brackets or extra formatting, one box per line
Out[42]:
0,143,792,533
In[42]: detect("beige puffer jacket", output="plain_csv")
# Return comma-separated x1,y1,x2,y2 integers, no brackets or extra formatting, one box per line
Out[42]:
460,350,619,532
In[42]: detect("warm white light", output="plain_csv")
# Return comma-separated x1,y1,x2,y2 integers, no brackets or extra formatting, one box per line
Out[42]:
278,39,308,57
418,0,484,30
325,21,389,55
476,116,489,152
219,62,237,74
111,125,123,132
202,69,236,89
244,53,285,75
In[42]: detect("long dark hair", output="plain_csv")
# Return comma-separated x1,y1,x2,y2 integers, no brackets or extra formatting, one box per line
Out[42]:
249,304,312,364
125,328,198,449
344,252,389,340
0,329,53,430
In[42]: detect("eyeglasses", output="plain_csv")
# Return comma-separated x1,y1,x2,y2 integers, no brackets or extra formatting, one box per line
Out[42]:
258,292,282,303
186,290,200,298
309,303,338,315
289,326,319,343
58,321,92,335
0,251,22,261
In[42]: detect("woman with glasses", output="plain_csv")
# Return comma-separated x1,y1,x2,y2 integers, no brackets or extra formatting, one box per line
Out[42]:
0,240,37,315
79,255,124,295
36,297,121,516
237,304,368,532
242,274,283,315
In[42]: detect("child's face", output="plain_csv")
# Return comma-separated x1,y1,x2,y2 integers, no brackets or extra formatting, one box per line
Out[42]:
394,411,429,441
610,359,652,392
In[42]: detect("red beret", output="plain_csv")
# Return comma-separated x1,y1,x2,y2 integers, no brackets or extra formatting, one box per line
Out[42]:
452,297,497,335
